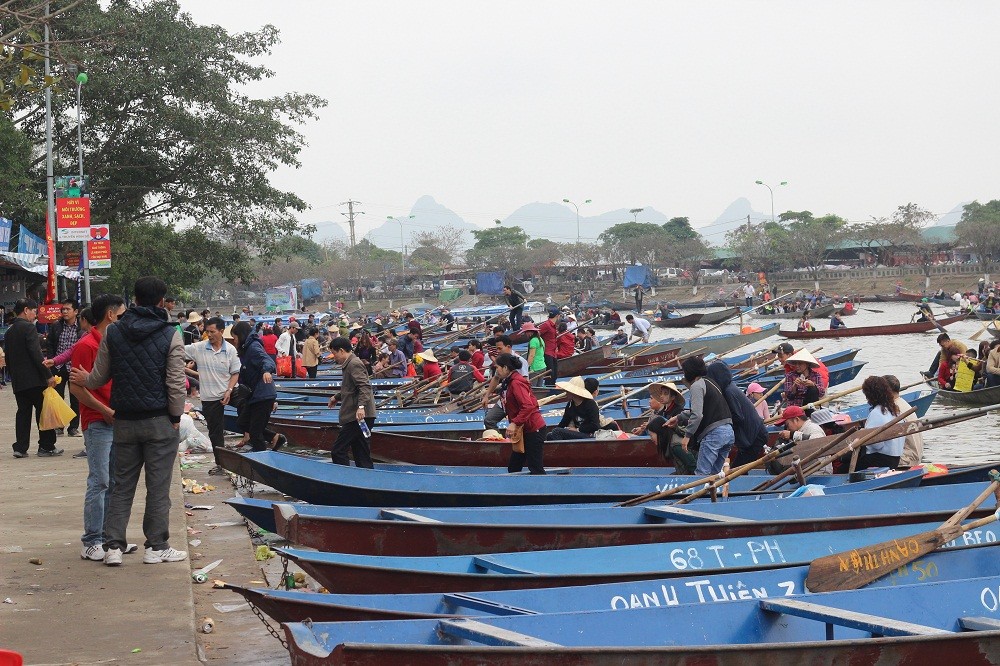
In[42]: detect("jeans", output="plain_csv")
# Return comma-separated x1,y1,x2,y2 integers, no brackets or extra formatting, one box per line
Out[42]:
200,399,225,450
82,422,114,546
510,308,524,332
104,416,179,552
988,373,1000,388
13,387,58,454
331,418,375,468
695,423,735,476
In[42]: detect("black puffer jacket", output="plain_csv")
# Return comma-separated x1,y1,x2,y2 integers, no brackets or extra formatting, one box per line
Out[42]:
105,305,176,419
706,361,768,452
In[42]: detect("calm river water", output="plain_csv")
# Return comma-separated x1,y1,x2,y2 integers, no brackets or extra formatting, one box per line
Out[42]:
649,301,1000,466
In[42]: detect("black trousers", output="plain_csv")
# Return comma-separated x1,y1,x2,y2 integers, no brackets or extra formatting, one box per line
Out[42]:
200,399,226,450
54,367,80,431
237,400,277,452
508,428,546,474
331,418,375,469
854,450,900,472
510,307,524,331
306,365,318,379
13,387,58,453
635,294,643,311
543,354,557,386
732,445,765,468
545,427,589,441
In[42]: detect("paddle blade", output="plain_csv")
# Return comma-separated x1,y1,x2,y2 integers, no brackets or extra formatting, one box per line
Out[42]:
805,527,950,593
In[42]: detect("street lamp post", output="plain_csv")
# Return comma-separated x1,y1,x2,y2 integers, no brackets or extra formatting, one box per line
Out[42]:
562,198,591,243
74,69,91,304
387,215,415,275
754,180,787,223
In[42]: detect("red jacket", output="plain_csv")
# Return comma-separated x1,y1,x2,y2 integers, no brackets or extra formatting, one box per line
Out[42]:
260,333,278,355
470,350,485,370
538,319,558,355
556,333,575,359
503,372,546,433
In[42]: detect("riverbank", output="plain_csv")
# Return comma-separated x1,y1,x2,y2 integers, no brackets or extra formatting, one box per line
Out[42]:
0,393,289,665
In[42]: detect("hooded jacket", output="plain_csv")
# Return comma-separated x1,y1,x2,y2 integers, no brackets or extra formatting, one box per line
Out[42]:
238,331,278,404
706,361,768,451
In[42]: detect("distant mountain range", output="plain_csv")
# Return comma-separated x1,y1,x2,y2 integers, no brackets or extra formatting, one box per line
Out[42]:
311,196,966,250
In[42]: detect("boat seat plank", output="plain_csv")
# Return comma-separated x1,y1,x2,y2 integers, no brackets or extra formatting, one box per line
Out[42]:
509,467,571,475
472,556,540,575
643,506,755,524
438,619,561,647
442,592,539,616
379,509,442,523
959,616,1000,631
759,598,952,637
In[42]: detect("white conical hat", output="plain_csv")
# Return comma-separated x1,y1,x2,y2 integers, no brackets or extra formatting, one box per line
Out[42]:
786,349,820,366
555,376,592,399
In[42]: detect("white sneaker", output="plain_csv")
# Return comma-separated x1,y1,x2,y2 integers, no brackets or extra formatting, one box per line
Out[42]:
81,544,105,561
104,548,123,566
143,547,188,564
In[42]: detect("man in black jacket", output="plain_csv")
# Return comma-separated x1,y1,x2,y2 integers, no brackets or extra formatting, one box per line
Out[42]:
503,285,526,331
45,298,83,436
5,299,60,457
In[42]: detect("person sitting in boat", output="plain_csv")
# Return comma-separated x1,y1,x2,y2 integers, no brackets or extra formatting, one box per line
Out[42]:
986,339,1000,388
466,339,485,371
745,382,770,420
940,342,978,391
384,340,407,379
609,309,622,324
634,381,686,437
760,302,775,315
782,349,827,407
416,350,442,381
575,327,594,352
914,299,934,322
556,322,576,361
493,353,547,474
850,376,906,471
842,301,855,315
829,311,846,330
371,352,394,379
446,350,485,395
546,376,602,441
647,412,697,474
883,374,923,468
796,312,814,332
609,326,629,346
774,405,825,445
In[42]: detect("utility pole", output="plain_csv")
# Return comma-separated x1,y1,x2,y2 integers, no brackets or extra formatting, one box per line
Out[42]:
340,200,363,248
44,1,57,302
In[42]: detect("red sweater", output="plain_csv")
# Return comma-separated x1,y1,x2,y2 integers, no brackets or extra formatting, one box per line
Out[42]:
503,372,546,433
556,333,575,359
538,319,558,355
470,350,485,370
261,333,278,355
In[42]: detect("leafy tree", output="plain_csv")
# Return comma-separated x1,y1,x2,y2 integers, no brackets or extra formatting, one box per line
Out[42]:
273,234,323,264
662,217,699,242
725,221,789,274
783,213,848,289
599,222,665,267
411,224,468,268
560,241,604,280
0,116,40,219
957,200,1000,273
466,225,529,275
13,0,325,286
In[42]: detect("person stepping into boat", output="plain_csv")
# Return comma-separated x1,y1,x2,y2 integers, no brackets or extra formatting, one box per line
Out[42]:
493,353,546,474
667,357,734,475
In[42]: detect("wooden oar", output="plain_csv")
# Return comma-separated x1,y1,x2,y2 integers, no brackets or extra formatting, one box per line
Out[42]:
617,439,797,507
673,441,799,505
754,380,782,410
805,470,1000,593
971,316,1000,342
683,291,793,343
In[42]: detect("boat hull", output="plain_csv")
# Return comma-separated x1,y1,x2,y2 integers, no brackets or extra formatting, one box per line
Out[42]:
652,313,702,328
779,312,968,338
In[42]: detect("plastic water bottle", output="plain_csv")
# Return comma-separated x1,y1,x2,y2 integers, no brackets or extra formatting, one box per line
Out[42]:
358,407,371,438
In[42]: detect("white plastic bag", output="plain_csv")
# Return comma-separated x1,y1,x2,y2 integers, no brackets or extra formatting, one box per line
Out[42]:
178,413,212,453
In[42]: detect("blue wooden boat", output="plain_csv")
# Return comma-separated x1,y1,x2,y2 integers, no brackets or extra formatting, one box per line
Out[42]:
229,484,992,556
233,451,922,507
232,480,998,556
273,519,1000,594
281,575,1000,664
227,543,1000,623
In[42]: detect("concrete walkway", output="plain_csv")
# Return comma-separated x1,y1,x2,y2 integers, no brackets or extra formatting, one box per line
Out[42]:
0,391,200,665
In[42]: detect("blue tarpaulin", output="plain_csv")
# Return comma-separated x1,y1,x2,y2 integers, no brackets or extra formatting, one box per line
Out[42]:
300,278,323,300
476,271,506,295
623,265,651,289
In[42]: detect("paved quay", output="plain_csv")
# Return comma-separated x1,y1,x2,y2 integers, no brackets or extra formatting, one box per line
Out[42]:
0,391,290,665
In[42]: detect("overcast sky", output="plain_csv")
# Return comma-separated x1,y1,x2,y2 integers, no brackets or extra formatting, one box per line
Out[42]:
179,1,1000,240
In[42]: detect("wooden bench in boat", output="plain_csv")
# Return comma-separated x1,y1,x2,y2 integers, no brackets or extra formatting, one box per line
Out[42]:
437,618,561,647
959,616,1000,631
643,505,756,524
379,509,442,523
759,598,953,639
472,555,540,575
442,592,539,616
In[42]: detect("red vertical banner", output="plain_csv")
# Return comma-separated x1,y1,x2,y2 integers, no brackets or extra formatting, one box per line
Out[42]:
45,212,56,304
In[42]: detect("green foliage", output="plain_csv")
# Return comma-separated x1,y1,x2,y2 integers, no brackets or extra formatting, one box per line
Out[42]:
726,221,790,273
599,222,666,266
466,225,529,274
12,0,325,278
273,234,323,264
95,220,246,297
0,116,41,220
957,200,1000,271
783,214,848,281
662,217,698,242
